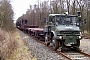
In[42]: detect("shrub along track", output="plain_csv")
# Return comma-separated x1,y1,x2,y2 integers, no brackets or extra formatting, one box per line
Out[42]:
22,30,90,60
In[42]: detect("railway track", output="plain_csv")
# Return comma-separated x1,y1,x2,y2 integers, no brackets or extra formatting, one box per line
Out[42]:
60,51,90,60
47,44,90,60
24,31,90,60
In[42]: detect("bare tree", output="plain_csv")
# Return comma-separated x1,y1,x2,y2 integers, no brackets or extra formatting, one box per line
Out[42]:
0,0,14,31
19,0,90,34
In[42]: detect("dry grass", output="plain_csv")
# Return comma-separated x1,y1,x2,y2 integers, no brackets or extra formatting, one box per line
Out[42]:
82,30,90,39
0,29,32,60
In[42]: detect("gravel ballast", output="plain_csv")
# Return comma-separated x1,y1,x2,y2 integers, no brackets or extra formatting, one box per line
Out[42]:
19,30,90,60
80,39,90,54
19,31,67,60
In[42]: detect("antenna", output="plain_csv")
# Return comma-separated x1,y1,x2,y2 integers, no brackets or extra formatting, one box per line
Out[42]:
77,11,81,16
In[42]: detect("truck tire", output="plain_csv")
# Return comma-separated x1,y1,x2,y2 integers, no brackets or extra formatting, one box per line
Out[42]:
45,33,50,46
52,37,59,50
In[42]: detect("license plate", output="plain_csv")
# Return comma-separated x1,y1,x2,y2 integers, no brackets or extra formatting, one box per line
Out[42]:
69,42,74,44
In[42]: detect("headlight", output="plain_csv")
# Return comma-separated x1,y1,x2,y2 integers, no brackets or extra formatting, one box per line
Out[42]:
79,36,82,39
59,36,62,39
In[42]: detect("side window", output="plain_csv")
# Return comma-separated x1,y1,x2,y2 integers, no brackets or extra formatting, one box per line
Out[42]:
49,17,52,22
52,17,55,23
60,17,65,24
56,16,61,24
72,17,76,24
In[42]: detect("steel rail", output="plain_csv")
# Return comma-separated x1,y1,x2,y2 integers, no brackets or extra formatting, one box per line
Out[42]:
22,30,90,60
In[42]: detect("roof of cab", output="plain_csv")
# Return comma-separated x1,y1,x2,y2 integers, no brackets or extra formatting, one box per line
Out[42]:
49,14,77,17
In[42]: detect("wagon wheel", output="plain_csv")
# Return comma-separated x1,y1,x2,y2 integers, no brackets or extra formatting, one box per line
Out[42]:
45,33,50,46
35,32,39,39
52,37,59,50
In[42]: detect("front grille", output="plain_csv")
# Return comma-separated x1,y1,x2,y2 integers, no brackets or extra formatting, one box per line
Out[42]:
60,31,79,35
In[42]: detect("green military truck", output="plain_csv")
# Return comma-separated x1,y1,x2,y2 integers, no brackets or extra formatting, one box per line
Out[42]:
44,12,82,50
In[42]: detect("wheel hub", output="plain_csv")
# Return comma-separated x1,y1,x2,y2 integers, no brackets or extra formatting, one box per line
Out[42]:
52,39,55,47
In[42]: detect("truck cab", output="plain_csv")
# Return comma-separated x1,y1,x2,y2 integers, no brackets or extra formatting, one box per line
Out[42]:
44,13,82,50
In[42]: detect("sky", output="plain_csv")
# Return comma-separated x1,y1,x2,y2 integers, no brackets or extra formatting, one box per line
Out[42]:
11,0,48,21
11,0,37,20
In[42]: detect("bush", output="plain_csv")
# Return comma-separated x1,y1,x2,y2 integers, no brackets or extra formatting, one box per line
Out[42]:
0,29,31,60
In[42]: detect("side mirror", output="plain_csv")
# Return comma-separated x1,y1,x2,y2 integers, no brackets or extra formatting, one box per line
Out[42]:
77,11,81,16
49,18,52,22
84,19,86,24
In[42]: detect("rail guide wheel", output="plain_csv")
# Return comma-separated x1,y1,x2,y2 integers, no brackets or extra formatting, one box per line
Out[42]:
45,33,50,46
52,37,59,50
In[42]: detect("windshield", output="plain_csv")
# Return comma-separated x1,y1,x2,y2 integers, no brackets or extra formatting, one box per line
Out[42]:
56,16,78,25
